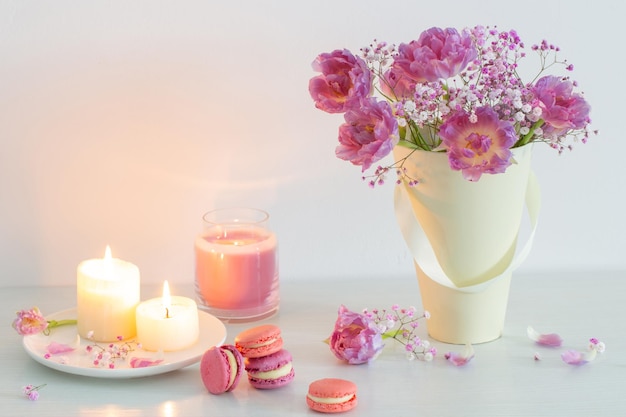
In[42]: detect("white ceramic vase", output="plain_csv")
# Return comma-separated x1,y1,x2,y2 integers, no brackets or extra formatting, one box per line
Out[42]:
394,144,540,344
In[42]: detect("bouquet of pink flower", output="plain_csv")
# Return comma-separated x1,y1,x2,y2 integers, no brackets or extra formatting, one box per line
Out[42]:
309,26,594,185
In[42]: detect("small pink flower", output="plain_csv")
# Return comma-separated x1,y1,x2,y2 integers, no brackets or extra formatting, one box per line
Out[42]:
589,338,606,353
309,49,372,113
329,305,384,365
392,27,477,83
336,97,398,171
532,75,591,137
12,307,49,336
22,384,46,401
439,106,517,181
527,326,563,347
444,343,475,366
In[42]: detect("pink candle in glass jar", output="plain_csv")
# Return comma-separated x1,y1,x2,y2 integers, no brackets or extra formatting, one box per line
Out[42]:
194,208,279,322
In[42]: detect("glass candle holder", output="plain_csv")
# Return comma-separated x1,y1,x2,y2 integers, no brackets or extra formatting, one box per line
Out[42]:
194,208,279,322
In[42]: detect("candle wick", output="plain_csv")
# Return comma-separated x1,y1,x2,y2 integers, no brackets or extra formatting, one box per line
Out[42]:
165,307,170,319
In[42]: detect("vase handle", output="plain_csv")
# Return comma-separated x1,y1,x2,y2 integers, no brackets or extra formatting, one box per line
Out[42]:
394,171,541,293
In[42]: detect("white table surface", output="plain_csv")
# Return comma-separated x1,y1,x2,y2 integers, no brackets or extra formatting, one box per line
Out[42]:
2,271,625,417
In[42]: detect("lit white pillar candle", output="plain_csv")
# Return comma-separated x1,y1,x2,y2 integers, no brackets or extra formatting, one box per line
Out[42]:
77,246,141,342
136,281,200,352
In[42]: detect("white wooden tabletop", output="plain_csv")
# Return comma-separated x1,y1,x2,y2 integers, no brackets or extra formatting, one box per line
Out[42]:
2,270,624,417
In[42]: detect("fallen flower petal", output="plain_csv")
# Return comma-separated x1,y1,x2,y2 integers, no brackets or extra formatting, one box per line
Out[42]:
444,343,474,366
527,325,563,347
46,334,80,355
561,349,595,365
561,337,605,365
129,357,164,368
46,341,76,355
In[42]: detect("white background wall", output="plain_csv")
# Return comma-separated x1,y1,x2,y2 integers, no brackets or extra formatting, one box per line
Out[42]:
1,0,624,287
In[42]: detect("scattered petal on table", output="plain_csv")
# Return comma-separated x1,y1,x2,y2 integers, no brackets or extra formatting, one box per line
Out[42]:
444,343,474,366
527,325,563,347
561,349,597,365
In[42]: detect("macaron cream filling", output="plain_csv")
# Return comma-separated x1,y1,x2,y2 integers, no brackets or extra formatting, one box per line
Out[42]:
245,337,278,348
306,393,355,404
248,363,293,379
223,349,238,389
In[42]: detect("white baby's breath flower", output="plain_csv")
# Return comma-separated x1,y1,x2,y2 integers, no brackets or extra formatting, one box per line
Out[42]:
403,100,416,112
438,103,451,115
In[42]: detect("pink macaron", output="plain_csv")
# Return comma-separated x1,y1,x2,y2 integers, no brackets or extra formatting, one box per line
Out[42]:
200,345,244,395
306,378,358,413
234,324,283,358
244,348,295,389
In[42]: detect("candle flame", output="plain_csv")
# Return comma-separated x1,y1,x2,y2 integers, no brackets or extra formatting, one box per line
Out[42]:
104,245,112,262
162,281,171,318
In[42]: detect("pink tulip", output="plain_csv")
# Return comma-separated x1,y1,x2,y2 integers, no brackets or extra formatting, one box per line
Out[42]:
309,49,372,113
336,97,398,171
532,75,591,137
439,106,517,181
392,27,477,83
329,305,384,365
12,307,49,336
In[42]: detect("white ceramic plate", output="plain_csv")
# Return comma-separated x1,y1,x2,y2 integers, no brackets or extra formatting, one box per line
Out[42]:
22,308,226,379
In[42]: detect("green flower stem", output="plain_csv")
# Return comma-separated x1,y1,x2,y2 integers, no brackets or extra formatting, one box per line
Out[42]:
49,319,77,327
397,140,418,149
516,119,545,147
381,330,400,340
43,319,77,335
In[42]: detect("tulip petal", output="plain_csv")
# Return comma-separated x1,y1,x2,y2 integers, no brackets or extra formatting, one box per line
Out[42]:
527,326,563,347
561,348,597,366
444,343,474,366
129,357,164,368
45,335,80,355
46,341,76,355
